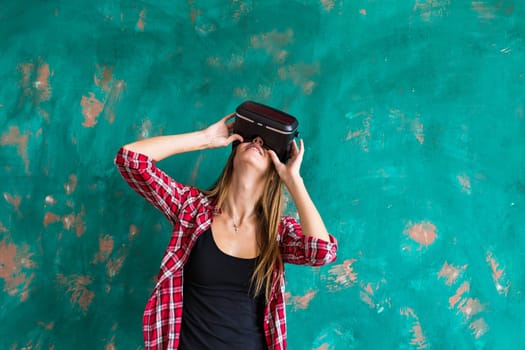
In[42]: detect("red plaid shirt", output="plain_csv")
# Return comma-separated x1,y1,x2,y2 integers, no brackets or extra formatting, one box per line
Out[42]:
115,147,338,350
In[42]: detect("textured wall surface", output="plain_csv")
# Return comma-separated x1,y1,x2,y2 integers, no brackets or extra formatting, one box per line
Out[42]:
1,1,524,349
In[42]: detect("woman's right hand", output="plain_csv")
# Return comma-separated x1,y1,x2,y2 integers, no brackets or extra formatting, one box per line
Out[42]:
204,114,244,148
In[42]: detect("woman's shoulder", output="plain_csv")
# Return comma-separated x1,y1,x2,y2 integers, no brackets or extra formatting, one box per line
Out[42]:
172,183,215,210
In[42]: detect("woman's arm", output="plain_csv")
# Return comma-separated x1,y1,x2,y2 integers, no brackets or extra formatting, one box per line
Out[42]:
123,114,243,161
115,114,242,221
269,140,330,241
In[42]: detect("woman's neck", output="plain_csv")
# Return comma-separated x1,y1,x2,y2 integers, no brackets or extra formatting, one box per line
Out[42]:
224,170,265,224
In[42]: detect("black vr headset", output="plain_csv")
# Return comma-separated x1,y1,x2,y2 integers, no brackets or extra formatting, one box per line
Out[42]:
232,101,299,162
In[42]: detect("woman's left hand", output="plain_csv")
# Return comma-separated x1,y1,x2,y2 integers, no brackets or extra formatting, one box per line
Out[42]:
269,139,304,185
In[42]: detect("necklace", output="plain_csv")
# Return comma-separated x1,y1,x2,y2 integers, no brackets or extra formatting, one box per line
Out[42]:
229,210,254,234
232,214,240,233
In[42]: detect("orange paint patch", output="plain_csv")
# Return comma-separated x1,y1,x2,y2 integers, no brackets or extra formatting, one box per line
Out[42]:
400,307,429,349
92,234,114,264
1,126,30,173
315,344,330,350
359,281,376,308
404,221,437,246
449,281,470,309
94,65,114,91
441,267,490,339
0,238,35,301
17,60,53,121
188,0,201,25
469,317,489,339
38,321,54,330
359,280,390,312
3,193,22,215
107,247,127,279
414,0,450,21
105,336,116,350
457,174,472,194
321,0,335,12
359,283,379,309
251,29,294,63
413,117,425,144
61,205,87,237
80,92,104,127
326,259,358,291
438,261,467,286
18,60,53,103
129,224,140,240
231,0,252,21
64,174,78,195
388,109,424,144
364,282,374,295
43,212,61,227
486,252,510,295
278,63,319,95
57,274,94,313
471,1,496,19
458,297,484,319
0,222,8,232
409,323,428,349
359,289,375,308
136,9,146,31
93,65,125,124
359,8,367,15
291,290,318,310
345,110,372,152
19,63,35,89
35,63,52,102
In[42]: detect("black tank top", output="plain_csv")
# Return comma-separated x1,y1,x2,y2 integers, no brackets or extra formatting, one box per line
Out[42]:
178,228,267,350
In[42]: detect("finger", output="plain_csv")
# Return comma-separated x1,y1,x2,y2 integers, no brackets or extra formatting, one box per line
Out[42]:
227,133,243,144
268,150,282,168
289,140,299,157
225,113,237,131
298,139,304,157
221,113,235,123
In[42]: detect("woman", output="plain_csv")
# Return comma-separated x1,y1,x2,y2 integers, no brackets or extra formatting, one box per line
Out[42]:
115,113,338,350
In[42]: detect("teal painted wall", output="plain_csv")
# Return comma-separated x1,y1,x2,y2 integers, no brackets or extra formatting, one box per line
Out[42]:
1,0,524,349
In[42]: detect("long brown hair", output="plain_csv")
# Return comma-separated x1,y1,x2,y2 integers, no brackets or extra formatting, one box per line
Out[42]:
203,146,284,301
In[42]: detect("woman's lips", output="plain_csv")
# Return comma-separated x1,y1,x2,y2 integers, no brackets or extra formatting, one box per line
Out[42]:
247,143,263,155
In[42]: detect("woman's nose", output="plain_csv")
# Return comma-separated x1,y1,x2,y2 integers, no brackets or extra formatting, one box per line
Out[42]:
252,136,264,146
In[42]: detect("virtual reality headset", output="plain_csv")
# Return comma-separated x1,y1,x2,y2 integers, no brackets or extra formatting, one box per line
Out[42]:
233,101,299,162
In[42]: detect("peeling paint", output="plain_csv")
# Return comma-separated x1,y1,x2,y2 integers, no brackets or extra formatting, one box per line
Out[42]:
486,252,510,295
404,221,437,247
326,259,357,291
1,126,30,173
400,307,429,349
438,261,466,286
56,274,94,313
0,237,35,301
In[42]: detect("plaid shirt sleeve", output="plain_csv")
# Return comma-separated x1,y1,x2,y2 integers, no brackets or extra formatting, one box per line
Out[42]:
114,147,194,223
279,215,338,266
